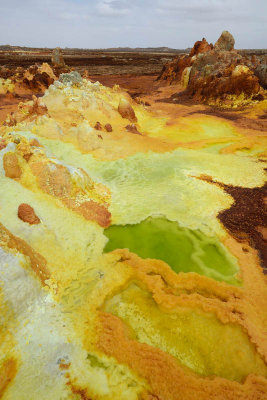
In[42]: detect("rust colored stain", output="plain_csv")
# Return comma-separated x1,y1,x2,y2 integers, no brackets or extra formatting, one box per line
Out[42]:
75,200,111,228
0,359,17,398
198,175,267,272
59,362,70,370
66,380,92,400
0,139,6,151
0,222,50,285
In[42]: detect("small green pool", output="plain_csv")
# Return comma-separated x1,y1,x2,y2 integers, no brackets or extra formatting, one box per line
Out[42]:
104,217,240,284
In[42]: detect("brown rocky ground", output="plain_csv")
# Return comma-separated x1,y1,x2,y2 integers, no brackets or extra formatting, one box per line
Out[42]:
0,48,177,75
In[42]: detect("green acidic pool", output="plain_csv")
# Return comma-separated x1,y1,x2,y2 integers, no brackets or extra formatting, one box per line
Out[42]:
104,217,240,284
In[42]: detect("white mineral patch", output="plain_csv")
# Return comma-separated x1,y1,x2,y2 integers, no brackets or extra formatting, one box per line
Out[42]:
0,247,74,400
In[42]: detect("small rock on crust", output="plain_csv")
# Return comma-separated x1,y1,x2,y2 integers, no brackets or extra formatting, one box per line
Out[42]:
118,98,137,123
214,30,235,51
18,203,40,225
94,122,103,131
125,124,142,135
104,123,113,132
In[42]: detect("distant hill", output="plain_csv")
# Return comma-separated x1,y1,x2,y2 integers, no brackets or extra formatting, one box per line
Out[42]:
94,47,187,53
0,44,187,54
0,44,267,55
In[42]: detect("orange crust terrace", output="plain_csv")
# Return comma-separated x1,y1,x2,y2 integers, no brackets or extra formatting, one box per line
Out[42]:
98,312,267,400
94,239,267,400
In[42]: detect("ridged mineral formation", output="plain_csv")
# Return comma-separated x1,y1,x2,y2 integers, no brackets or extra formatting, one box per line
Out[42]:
0,72,266,400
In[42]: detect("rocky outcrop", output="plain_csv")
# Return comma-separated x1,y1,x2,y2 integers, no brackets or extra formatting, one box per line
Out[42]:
188,61,260,106
0,63,57,93
158,38,212,84
51,47,65,67
214,30,235,51
255,63,267,89
0,58,70,95
157,31,266,107
189,38,213,57
157,55,191,83
51,48,70,76
22,63,56,92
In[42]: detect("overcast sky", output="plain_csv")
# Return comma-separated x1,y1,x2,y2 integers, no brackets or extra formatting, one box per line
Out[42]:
0,0,266,49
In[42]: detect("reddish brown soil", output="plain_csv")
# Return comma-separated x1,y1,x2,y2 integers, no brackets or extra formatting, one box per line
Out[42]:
198,175,267,273
90,74,159,97
0,50,176,75
218,183,267,273
0,91,43,123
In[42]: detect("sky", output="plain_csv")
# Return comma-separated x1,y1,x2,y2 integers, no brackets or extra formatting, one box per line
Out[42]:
0,0,266,49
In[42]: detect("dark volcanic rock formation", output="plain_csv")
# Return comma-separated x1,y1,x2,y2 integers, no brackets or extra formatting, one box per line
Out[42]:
158,38,213,85
187,52,261,106
157,31,266,107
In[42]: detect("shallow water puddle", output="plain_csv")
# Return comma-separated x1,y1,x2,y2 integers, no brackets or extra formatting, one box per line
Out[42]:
104,216,240,284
